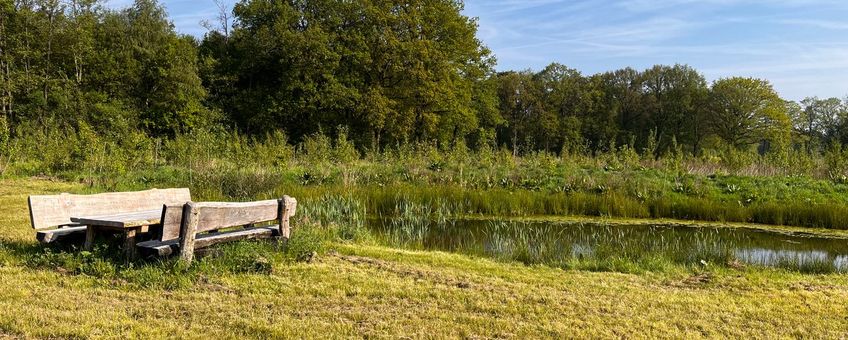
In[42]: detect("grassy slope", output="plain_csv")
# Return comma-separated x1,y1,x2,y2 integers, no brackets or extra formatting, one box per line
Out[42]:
1,178,847,338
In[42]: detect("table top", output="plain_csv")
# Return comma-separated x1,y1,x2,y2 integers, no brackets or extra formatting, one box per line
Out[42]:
71,209,163,228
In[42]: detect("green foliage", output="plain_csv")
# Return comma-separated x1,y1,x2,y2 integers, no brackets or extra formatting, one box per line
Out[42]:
824,143,848,183
333,127,359,164
201,0,493,146
252,130,295,168
2,0,213,140
0,115,8,156
0,0,843,169
707,77,791,149
285,225,325,262
301,132,333,164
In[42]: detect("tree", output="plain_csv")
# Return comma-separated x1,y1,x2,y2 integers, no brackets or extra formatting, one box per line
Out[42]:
641,64,708,155
707,77,790,150
604,67,644,148
110,0,211,135
800,97,847,149
785,100,808,151
201,0,495,147
496,71,545,156
535,63,588,152
582,73,620,153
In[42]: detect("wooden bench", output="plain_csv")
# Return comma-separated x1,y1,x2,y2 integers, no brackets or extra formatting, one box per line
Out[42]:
28,188,191,244
136,196,297,263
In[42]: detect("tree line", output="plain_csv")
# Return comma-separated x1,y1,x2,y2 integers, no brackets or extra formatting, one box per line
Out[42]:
1,0,846,161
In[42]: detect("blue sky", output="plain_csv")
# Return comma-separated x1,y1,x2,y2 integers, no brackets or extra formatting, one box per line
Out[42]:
105,0,848,101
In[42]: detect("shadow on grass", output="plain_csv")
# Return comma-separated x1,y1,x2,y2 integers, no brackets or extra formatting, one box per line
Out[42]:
0,232,304,290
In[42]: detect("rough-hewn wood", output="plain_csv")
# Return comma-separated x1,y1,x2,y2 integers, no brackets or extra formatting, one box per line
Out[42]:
124,229,138,261
28,188,190,230
35,226,87,243
71,210,163,228
192,200,279,234
179,202,199,263
148,197,297,262
278,196,298,239
161,204,184,241
136,239,175,257
137,225,280,257
84,226,96,250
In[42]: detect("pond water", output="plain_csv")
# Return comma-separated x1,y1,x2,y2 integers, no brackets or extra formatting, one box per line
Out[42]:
368,218,848,273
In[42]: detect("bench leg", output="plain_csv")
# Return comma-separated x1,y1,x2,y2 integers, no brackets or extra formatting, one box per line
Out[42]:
84,226,96,250
124,229,138,261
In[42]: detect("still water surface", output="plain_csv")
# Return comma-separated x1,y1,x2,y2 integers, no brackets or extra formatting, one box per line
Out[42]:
368,218,848,272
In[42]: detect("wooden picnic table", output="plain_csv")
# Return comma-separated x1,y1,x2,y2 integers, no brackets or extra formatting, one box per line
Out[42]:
72,209,163,260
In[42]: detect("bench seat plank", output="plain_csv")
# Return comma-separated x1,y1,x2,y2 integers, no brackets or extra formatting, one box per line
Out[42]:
137,225,280,257
36,226,88,243
71,209,163,228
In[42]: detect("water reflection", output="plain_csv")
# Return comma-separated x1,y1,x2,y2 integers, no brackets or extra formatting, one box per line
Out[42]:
368,218,848,273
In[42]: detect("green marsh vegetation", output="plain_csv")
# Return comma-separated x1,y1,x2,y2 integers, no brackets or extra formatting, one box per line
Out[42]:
8,129,848,230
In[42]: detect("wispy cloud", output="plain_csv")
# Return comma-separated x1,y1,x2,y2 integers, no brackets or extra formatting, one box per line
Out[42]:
778,19,848,30
464,0,848,100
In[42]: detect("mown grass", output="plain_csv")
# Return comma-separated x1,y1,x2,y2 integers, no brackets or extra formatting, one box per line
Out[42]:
1,178,848,338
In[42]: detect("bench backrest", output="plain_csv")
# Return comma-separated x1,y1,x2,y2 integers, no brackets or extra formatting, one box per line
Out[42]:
160,197,297,241
28,188,191,230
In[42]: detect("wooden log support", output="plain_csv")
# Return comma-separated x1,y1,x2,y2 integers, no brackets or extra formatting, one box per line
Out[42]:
178,202,200,264
137,226,279,257
124,228,138,261
277,195,297,240
84,226,96,251
36,226,87,244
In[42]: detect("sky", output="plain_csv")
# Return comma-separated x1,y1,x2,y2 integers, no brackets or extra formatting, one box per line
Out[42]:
105,0,848,101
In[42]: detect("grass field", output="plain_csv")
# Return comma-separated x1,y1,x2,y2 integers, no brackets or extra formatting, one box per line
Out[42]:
1,178,847,338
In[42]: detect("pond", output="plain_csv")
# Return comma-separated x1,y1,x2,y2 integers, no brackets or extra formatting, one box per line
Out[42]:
368,218,848,273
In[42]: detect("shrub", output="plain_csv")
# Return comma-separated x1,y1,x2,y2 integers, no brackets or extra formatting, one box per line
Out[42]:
300,131,333,164
332,126,359,164
253,130,295,167
824,143,848,182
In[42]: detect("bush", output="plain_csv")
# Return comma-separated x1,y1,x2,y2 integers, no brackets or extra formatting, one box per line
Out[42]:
253,130,295,167
824,143,848,182
301,132,333,164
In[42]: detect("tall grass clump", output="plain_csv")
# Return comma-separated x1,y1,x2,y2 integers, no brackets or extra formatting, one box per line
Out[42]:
296,194,371,242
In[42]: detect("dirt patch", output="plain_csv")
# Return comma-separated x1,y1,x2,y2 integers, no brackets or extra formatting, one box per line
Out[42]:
666,273,714,288
793,282,848,292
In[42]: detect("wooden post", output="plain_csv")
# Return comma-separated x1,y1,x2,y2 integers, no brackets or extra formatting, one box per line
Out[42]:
178,202,199,264
84,226,96,251
124,228,138,262
277,195,297,240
